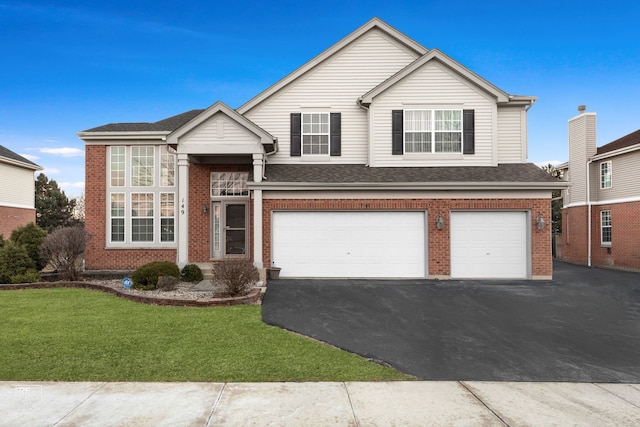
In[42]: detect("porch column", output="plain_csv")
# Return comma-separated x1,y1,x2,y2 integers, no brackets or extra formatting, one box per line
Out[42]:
177,153,190,268
252,153,264,269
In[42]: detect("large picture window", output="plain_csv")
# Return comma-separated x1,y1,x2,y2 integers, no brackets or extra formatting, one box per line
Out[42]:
404,109,462,153
107,145,176,245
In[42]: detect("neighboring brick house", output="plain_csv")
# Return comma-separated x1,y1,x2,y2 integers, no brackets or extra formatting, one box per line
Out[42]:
558,109,640,271
0,145,42,238
79,18,564,280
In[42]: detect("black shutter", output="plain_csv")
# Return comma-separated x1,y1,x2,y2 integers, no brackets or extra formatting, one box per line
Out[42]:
330,112,341,156
290,113,301,156
463,109,475,155
392,110,403,155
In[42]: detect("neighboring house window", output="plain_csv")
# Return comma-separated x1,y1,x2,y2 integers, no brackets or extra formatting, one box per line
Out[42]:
210,172,250,259
600,161,612,189
290,112,341,156
107,145,176,245
393,109,474,155
601,210,612,246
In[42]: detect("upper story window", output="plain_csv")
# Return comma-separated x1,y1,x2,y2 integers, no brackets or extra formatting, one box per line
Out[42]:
110,146,125,186
132,146,154,186
600,161,612,189
393,109,473,155
601,210,612,246
404,110,462,153
302,113,329,155
211,172,249,197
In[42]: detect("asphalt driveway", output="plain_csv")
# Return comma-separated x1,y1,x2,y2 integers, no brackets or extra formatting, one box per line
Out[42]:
262,261,640,382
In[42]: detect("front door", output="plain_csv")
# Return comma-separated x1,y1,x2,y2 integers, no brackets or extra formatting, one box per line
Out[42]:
211,202,248,259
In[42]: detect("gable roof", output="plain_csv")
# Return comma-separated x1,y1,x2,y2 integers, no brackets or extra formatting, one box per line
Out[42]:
0,145,41,170
237,17,428,115
596,129,640,156
359,48,534,106
252,163,565,190
81,109,205,133
166,101,276,149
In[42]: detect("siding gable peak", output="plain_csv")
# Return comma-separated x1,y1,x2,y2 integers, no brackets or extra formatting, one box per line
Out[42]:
237,17,428,115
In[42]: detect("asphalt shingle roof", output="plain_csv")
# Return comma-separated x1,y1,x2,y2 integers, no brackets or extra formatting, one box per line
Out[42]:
0,145,40,168
83,109,205,132
597,129,640,155
263,163,560,184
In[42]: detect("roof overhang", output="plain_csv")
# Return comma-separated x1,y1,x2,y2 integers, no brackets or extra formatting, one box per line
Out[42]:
78,131,170,142
592,142,640,161
249,181,568,191
0,156,42,171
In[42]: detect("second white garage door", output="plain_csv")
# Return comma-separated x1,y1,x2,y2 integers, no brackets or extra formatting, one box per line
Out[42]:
450,211,529,279
272,211,426,278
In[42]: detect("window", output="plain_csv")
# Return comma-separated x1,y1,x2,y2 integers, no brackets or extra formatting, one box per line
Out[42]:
110,147,125,186
600,161,612,189
211,172,249,197
132,146,154,186
302,113,329,155
601,210,612,246
110,193,125,242
403,110,462,153
107,145,176,245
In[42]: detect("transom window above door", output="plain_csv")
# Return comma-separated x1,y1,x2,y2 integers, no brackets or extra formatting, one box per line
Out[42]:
302,113,329,155
211,172,249,197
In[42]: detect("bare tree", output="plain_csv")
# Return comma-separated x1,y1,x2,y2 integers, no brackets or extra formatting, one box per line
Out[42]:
40,226,86,280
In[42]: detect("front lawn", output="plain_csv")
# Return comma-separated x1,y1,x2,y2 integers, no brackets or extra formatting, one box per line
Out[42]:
0,288,411,382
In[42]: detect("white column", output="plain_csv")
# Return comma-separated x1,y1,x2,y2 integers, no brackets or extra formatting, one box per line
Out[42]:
177,154,190,268
252,153,264,183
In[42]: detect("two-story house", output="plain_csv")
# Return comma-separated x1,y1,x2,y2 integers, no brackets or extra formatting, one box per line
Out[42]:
0,145,42,238
79,18,563,280
558,108,640,271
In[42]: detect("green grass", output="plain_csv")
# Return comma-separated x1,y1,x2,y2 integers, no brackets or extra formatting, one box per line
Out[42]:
0,288,411,382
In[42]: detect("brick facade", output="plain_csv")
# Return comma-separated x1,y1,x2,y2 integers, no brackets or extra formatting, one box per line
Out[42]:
562,201,640,271
262,198,552,278
0,206,36,238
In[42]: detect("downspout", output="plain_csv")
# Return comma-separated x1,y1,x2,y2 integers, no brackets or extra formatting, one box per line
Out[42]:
586,158,593,266
262,138,278,180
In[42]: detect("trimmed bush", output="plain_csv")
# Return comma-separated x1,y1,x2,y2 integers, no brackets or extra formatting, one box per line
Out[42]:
11,269,41,284
0,241,36,284
39,226,85,281
181,264,204,282
213,260,259,297
132,261,180,290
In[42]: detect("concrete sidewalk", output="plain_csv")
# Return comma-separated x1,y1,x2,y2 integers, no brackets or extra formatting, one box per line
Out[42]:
2,381,639,426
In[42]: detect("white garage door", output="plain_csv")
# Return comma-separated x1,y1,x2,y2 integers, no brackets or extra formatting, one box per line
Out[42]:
272,211,426,278
450,211,528,279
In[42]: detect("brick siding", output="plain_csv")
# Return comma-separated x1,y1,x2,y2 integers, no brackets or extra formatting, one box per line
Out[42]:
0,206,36,238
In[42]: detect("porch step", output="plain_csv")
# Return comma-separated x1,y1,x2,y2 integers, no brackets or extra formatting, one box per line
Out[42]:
194,263,214,279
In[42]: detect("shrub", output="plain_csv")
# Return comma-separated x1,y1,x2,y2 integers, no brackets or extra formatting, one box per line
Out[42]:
0,241,36,283
213,260,259,297
132,261,180,290
10,223,48,270
39,226,85,281
11,269,41,284
181,264,204,282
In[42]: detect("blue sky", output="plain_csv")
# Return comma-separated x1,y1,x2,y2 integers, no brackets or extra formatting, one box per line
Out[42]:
1,1,639,197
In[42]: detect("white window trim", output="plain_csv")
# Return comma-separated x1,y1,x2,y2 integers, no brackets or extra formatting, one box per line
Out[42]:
600,210,612,247
301,112,330,156
600,161,612,189
106,145,177,247
403,109,463,154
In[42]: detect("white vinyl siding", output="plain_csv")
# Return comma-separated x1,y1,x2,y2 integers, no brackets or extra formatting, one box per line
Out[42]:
592,152,640,203
243,29,419,165
370,61,495,167
567,113,597,204
497,107,526,163
180,112,259,148
0,162,36,208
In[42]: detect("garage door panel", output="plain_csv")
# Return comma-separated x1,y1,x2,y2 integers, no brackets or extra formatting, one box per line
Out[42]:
451,212,528,279
272,211,425,278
